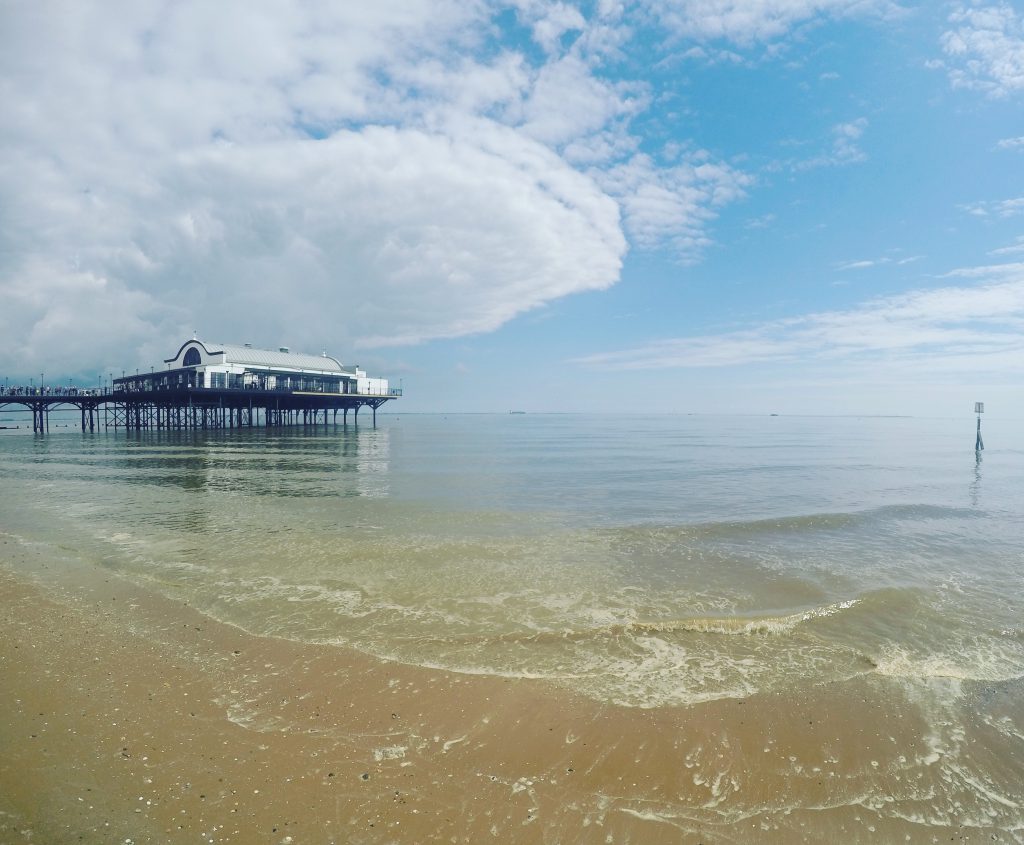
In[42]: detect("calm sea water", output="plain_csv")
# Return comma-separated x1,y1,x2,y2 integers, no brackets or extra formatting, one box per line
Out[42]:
4,412,1024,835
2,413,1022,710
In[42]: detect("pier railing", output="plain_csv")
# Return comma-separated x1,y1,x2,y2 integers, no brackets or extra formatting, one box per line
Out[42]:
4,385,402,398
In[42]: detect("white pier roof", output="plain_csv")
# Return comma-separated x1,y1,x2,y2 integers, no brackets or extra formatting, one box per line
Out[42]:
165,340,349,373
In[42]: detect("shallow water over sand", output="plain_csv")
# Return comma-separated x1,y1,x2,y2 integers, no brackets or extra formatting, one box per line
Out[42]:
2,413,1023,839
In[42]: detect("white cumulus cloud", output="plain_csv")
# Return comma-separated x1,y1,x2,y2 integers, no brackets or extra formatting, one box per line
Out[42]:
996,135,1024,150
0,1,639,375
594,153,751,259
0,0,902,378
940,3,1024,97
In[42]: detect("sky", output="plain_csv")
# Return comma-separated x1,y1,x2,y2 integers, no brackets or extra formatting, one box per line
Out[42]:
1,0,1023,415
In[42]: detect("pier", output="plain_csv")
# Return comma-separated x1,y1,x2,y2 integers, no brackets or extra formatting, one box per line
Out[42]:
1,338,400,433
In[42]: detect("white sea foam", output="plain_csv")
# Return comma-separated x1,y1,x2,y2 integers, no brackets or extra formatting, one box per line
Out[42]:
590,636,763,708
873,646,1024,683
212,575,368,617
622,599,859,637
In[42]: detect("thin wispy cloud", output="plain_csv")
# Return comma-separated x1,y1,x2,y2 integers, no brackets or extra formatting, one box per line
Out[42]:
996,136,1024,150
745,213,777,229
790,118,869,170
572,263,1024,372
835,259,879,271
990,236,1024,255
638,0,901,46
834,254,922,271
963,197,1024,218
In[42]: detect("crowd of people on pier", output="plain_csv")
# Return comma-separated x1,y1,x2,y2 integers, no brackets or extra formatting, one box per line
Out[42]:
3,386,103,397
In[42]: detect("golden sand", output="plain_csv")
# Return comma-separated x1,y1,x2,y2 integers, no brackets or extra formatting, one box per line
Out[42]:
1,541,1020,843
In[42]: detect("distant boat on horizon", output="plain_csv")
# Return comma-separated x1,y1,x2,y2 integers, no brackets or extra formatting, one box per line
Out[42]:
509,410,526,414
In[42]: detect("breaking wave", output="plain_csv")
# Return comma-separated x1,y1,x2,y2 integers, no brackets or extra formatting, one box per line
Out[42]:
620,600,859,636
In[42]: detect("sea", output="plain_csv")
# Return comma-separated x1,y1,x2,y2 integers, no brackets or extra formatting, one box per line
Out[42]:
2,412,1023,836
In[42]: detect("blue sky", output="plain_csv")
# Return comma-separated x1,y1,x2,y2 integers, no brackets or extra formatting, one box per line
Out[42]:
2,1,1023,415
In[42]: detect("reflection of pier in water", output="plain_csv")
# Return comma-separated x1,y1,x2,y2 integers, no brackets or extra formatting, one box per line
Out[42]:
89,427,392,505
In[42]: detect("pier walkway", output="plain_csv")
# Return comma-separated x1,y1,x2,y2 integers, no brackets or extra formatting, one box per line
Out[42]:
0,383,401,434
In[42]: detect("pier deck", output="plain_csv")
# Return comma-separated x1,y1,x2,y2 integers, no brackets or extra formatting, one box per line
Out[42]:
0,384,400,433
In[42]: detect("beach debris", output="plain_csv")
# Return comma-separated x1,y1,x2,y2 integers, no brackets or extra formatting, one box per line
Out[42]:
373,745,407,762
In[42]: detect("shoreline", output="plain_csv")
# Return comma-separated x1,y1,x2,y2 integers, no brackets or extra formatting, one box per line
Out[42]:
1,541,1021,843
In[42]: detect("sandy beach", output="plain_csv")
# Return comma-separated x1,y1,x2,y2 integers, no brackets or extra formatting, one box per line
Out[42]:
3,529,1021,844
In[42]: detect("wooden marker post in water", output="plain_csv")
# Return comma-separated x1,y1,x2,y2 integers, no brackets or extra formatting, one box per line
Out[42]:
975,402,984,452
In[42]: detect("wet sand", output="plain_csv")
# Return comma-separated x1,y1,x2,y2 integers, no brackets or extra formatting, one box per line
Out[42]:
1,541,1022,843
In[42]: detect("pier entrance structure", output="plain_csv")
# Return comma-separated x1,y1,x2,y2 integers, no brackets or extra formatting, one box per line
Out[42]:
1,338,400,433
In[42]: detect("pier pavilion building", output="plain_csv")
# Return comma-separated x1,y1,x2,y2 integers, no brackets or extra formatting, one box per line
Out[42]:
115,338,389,396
